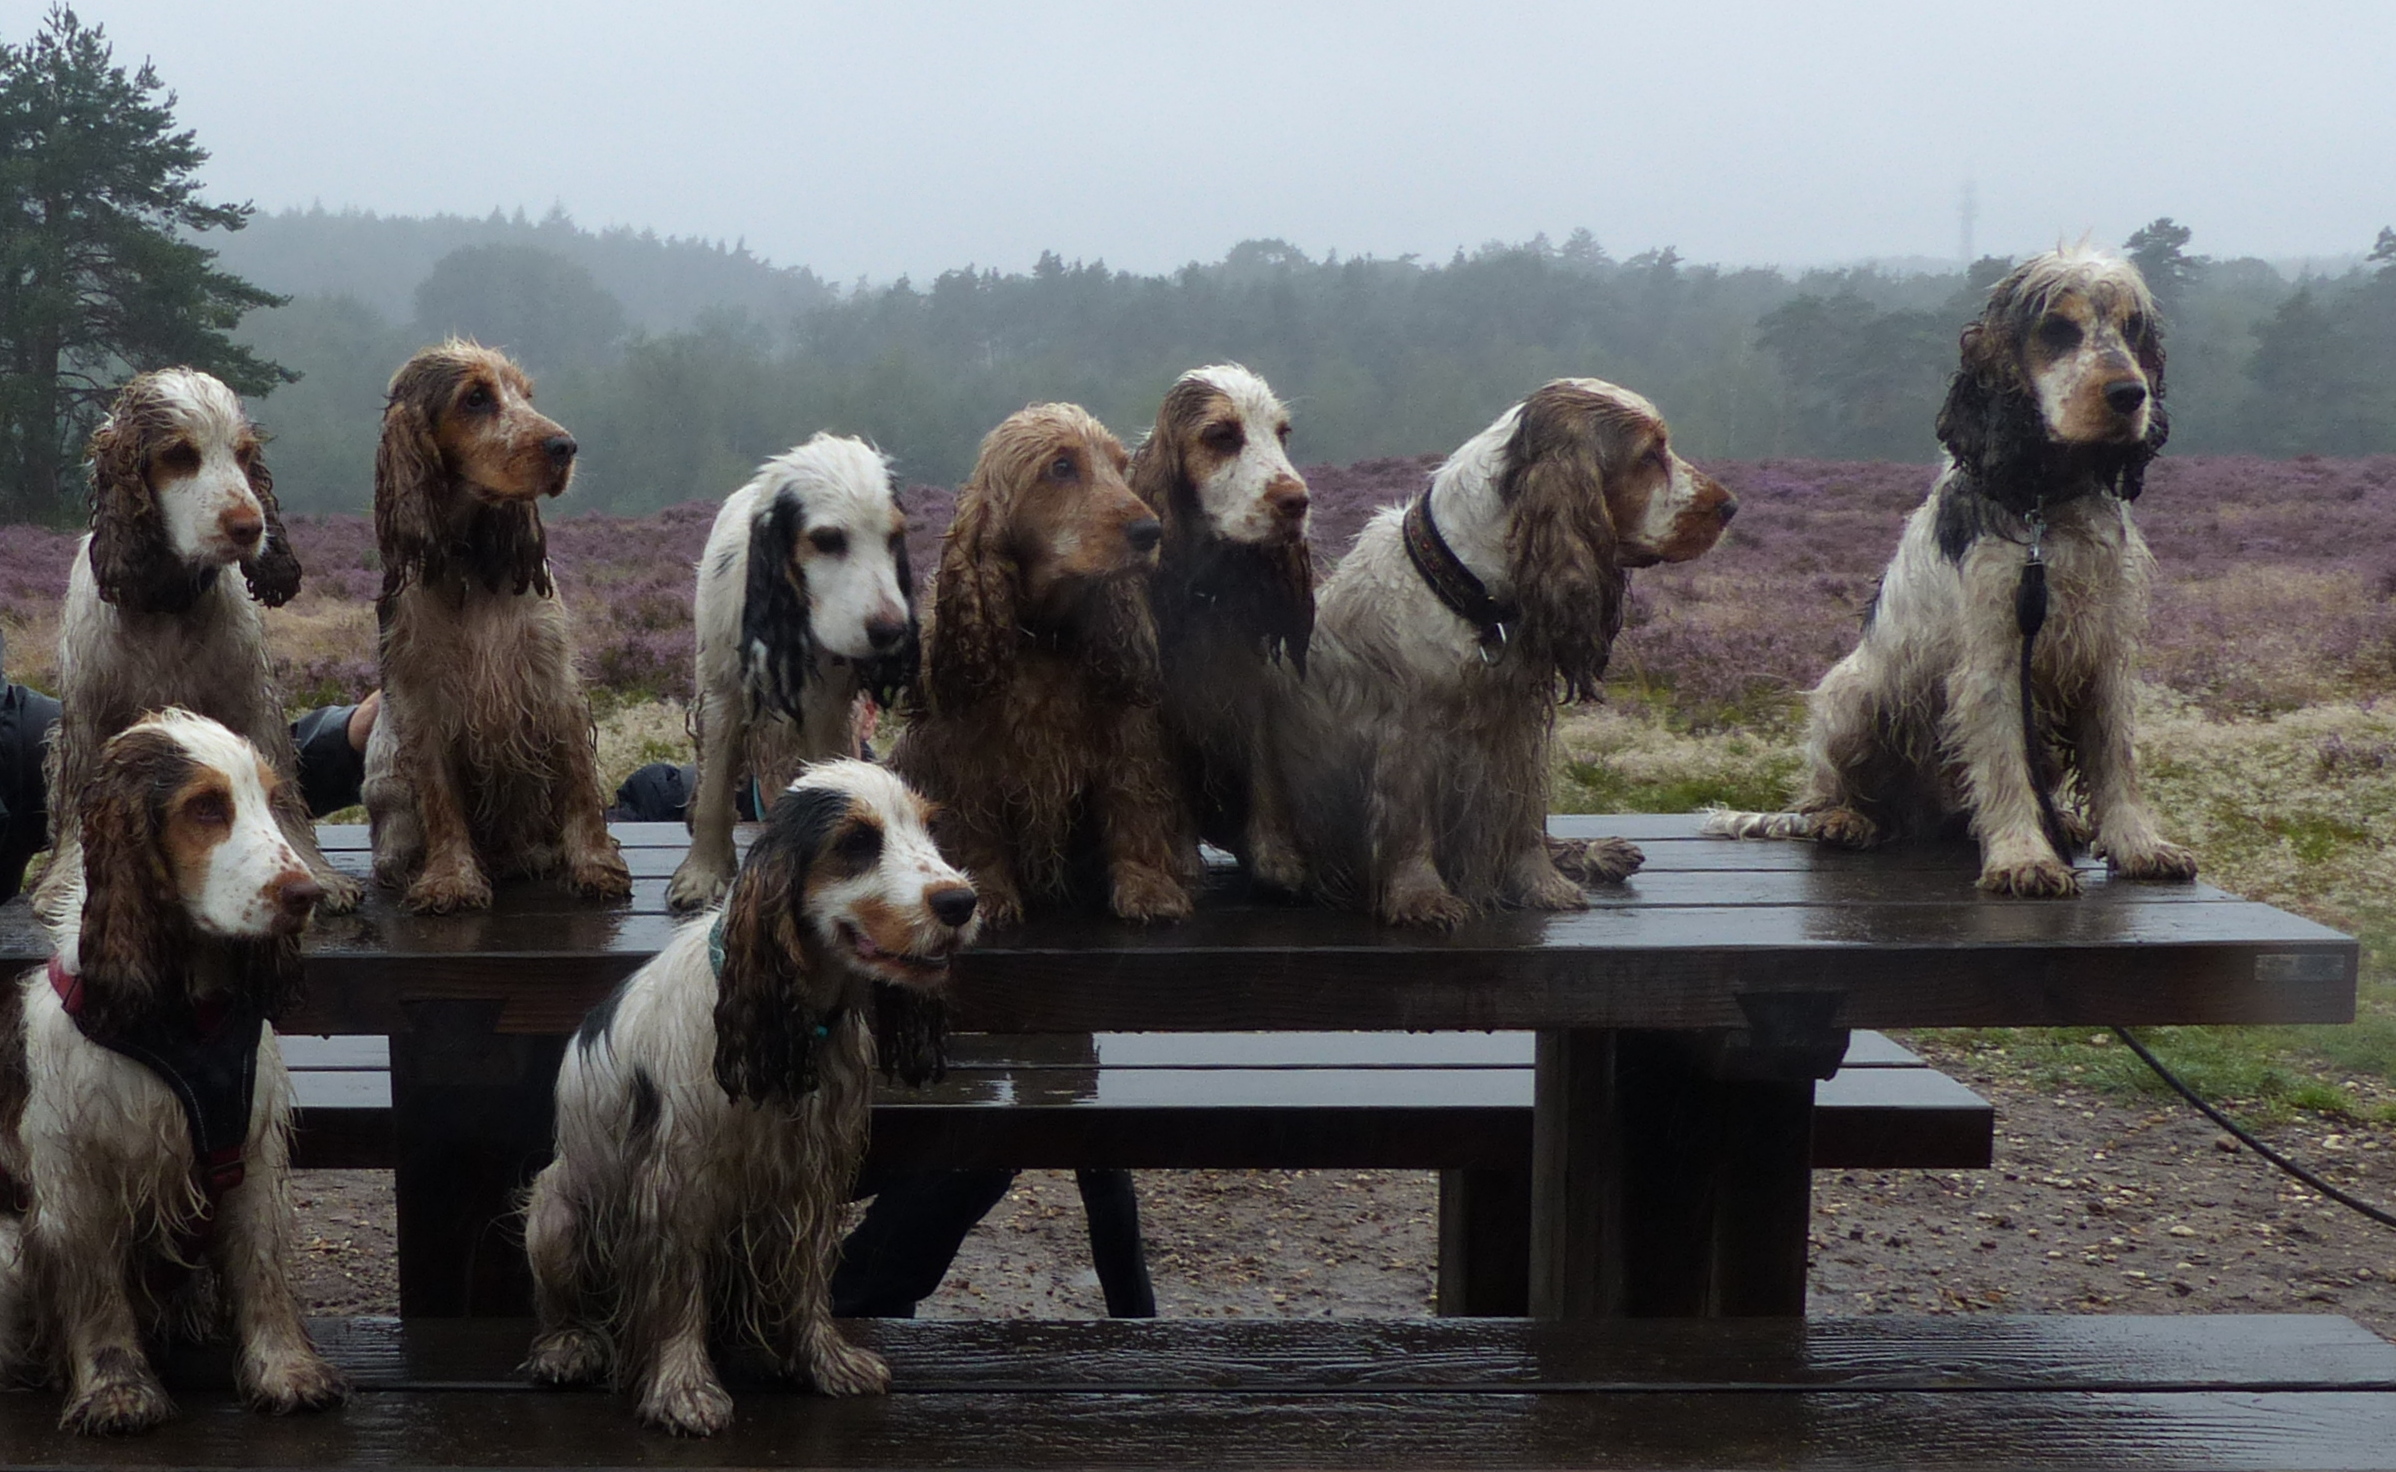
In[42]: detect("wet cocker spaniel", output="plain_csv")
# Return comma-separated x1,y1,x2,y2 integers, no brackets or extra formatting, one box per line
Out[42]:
1707,247,2197,898
1274,379,1736,928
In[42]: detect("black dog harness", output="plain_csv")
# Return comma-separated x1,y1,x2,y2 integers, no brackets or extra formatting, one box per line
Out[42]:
1402,491,1518,658
37,954,263,1243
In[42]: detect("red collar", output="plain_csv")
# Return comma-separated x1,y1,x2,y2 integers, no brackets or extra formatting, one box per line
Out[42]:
49,953,229,1034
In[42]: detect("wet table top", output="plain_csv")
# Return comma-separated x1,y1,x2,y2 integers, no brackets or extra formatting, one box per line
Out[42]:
0,816,2357,1036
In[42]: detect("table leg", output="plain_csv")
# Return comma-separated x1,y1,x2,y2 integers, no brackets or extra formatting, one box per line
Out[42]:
391,999,563,1318
1529,1027,1828,1319
1436,1167,1532,1315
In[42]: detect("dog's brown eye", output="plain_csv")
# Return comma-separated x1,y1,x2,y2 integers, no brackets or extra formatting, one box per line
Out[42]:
1275,423,1291,443
184,791,230,828
2123,313,2148,341
808,527,848,556
2036,316,2083,351
1202,422,1242,453
461,384,495,412
834,824,882,866
1049,455,1076,481
156,442,199,474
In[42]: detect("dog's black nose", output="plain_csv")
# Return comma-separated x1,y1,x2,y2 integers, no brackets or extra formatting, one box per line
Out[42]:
1717,498,1739,524
866,615,909,652
1125,518,1163,554
2103,380,2148,415
543,434,579,464
928,884,978,929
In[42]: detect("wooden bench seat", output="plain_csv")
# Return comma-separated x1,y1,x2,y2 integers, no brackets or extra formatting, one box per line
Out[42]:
5,1314,2391,1468
281,1029,1993,1174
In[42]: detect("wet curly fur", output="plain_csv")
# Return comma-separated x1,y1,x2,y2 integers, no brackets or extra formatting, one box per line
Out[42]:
33,369,355,932
888,404,1196,929
1272,380,1735,928
523,762,975,1437
360,341,630,915
1705,248,2197,898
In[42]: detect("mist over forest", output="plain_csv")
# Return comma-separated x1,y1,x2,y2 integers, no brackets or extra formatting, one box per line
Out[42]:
217,206,2396,515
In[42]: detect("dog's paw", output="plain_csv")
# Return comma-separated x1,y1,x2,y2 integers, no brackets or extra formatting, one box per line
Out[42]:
525,1326,611,1386
1110,869,1195,924
1246,835,1310,894
1811,807,1881,850
1381,884,1473,932
801,1338,891,1398
638,1371,734,1437
1547,835,1644,885
1979,855,2082,898
241,1350,348,1414
62,1373,173,1436
664,860,730,914
2104,839,2199,883
309,867,364,916
567,848,633,903
406,863,492,915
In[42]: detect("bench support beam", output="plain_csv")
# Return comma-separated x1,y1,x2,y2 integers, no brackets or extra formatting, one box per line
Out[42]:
1530,1028,1824,1319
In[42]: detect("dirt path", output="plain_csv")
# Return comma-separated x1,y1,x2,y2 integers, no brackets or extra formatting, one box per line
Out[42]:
289,1052,2396,1335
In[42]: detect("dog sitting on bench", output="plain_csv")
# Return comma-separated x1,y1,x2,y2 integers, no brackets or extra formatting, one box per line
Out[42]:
524,760,978,1436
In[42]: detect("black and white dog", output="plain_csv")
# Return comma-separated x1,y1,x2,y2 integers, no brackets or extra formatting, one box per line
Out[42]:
667,436,917,912
527,760,976,1436
1709,247,2197,897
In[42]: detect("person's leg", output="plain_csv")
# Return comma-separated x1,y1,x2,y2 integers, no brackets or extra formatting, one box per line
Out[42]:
1075,1169,1156,1318
832,1169,1017,1318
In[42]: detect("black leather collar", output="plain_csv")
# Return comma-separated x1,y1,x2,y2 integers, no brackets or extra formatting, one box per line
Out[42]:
1402,491,1517,653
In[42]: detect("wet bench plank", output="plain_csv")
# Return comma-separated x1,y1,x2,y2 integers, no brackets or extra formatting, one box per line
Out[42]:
5,1316,2391,1470
280,1031,1993,1173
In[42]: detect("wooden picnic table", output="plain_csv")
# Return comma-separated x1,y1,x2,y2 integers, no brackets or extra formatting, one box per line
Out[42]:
0,814,2359,1321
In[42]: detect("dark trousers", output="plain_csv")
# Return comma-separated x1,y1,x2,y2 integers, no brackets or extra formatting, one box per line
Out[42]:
833,1167,1156,1319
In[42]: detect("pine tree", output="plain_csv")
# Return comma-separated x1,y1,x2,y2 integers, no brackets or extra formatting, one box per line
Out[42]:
0,5,292,520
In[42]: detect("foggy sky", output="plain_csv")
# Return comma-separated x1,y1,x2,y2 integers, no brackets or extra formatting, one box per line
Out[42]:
56,0,2396,280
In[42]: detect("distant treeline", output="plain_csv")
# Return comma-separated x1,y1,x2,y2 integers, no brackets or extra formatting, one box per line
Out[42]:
223,210,2396,514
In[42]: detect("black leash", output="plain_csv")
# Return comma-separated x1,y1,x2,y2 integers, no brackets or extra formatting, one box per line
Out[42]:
2014,505,2078,862
2014,518,2393,1229
2113,1026,2396,1232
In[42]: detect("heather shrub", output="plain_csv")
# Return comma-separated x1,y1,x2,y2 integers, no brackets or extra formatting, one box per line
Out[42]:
7,455,2393,725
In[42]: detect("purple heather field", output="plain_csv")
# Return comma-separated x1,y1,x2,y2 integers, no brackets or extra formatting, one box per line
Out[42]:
4,455,2392,722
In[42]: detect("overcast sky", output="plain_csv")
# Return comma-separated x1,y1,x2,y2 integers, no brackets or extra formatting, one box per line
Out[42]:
57,0,2396,280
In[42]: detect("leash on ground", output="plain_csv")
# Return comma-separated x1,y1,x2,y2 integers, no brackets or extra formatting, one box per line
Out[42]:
2114,1026,2396,1232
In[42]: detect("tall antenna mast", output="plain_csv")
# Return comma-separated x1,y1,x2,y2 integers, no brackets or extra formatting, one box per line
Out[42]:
1959,179,1978,267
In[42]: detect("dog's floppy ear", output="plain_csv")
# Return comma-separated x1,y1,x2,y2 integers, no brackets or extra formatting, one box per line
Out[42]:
873,981,947,1087
86,407,187,611
374,396,444,604
924,477,1020,711
73,729,189,1038
1935,318,2049,514
1081,575,1164,707
2117,313,2170,502
1501,390,1626,703
741,488,815,721
240,450,304,608
711,784,846,1109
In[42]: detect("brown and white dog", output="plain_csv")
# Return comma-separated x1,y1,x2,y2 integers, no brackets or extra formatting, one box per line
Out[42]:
1706,247,2197,897
1,711,346,1435
361,341,631,914
888,404,1195,928
34,369,358,930
1130,365,1315,884
524,760,976,1436
1273,379,1736,927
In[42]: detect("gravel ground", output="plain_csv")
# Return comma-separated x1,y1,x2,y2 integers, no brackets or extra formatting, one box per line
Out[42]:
288,1052,2396,1337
